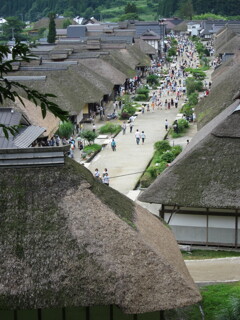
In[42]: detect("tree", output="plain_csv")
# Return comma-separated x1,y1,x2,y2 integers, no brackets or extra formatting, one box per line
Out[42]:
47,12,56,44
2,16,26,41
57,121,74,139
177,0,194,20
125,2,138,14
80,130,97,145
0,43,68,138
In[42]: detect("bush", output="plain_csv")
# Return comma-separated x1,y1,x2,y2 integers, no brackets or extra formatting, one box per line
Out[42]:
83,144,101,154
136,87,149,95
171,145,183,157
99,123,121,134
154,140,171,153
181,103,193,116
188,92,199,106
167,47,177,57
161,151,175,163
79,130,97,144
178,119,189,132
122,105,136,116
134,94,149,101
57,121,74,139
147,74,159,86
186,77,203,96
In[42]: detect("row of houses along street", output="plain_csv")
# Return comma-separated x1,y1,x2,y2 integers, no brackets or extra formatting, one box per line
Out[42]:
1,16,240,319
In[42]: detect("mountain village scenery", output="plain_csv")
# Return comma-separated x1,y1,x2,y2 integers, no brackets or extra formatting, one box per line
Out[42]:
1,0,240,319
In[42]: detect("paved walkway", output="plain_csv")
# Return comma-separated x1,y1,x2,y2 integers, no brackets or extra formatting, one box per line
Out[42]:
185,257,240,284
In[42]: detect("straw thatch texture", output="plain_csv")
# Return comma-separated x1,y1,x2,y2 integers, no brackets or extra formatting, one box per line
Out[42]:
7,64,113,114
214,27,236,53
215,34,240,55
0,157,200,313
139,100,240,209
78,58,127,85
196,53,240,129
135,39,157,55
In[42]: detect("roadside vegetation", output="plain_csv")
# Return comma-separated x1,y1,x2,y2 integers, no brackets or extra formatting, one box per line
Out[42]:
99,123,121,135
140,140,182,188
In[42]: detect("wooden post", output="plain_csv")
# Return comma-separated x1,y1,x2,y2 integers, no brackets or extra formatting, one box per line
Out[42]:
86,307,90,320
37,309,42,320
62,307,66,320
160,310,165,320
14,310,17,320
109,305,113,320
235,212,238,248
206,210,209,247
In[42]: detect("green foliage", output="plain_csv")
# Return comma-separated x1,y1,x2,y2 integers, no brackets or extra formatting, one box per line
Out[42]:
83,143,101,154
47,12,56,43
62,19,72,28
188,92,198,106
125,2,138,14
134,87,149,101
177,0,194,20
188,68,206,80
0,43,68,138
181,103,193,117
161,151,175,163
171,145,182,157
167,47,177,57
154,140,171,153
99,123,121,134
186,77,203,96
178,118,189,131
193,13,227,20
147,74,159,86
2,17,26,41
80,130,97,144
119,13,139,21
57,121,73,139
121,95,137,117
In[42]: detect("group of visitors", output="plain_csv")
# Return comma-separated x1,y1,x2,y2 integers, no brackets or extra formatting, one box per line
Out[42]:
94,168,110,186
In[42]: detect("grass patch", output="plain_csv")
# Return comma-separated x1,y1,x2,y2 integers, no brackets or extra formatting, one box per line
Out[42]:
183,250,240,260
83,144,101,154
98,123,121,135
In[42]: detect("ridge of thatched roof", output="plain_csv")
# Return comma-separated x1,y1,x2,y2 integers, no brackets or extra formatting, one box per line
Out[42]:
139,99,240,209
0,156,200,312
196,53,240,129
78,58,127,85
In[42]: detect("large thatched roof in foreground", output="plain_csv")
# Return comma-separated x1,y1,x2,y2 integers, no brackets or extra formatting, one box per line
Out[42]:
0,156,200,313
196,52,240,129
139,100,240,209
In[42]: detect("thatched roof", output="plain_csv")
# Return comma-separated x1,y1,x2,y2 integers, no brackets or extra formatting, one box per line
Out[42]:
0,155,200,312
78,58,127,85
7,64,113,114
196,52,240,129
172,20,189,32
215,34,240,55
33,18,77,30
101,51,136,78
135,39,157,55
139,99,240,209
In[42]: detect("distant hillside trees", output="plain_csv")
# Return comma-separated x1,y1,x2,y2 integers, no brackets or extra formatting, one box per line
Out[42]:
125,2,138,14
177,0,194,20
47,12,56,43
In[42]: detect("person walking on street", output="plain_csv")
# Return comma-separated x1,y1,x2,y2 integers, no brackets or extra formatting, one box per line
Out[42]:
135,129,141,145
122,121,127,135
92,123,96,133
102,172,110,186
141,131,146,144
111,138,116,151
165,119,169,131
94,168,101,180
129,122,134,133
